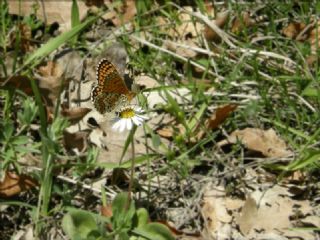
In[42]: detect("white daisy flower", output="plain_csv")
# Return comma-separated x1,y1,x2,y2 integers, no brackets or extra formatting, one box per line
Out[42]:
112,106,148,132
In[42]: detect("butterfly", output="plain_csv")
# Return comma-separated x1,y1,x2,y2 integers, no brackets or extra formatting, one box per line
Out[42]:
91,59,136,114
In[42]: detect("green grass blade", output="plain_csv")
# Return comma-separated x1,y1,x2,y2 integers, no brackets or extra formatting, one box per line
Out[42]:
24,16,97,68
71,0,80,28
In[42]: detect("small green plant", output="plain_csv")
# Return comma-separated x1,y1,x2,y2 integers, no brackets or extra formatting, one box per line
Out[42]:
0,97,40,177
62,192,175,240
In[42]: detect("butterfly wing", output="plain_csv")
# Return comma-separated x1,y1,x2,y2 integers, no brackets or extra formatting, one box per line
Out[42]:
91,89,123,114
92,59,135,113
96,59,132,95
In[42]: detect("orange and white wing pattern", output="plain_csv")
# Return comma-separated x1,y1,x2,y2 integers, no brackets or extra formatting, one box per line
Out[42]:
91,59,135,114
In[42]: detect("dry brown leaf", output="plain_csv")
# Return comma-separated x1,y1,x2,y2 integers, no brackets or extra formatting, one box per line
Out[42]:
9,24,34,53
309,20,320,53
61,107,92,124
241,185,313,238
306,54,319,67
281,22,306,39
206,104,237,129
164,39,198,58
111,0,137,27
101,204,113,218
135,75,160,89
0,75,33,95
0,171,37,198
300,216,320,228
110,168,129,186
8,1,88,32
157,127,174,139
168,7,203,40
63,130,89,153
287,170,305,182
221,128,292,158
85,0,105,7
201,186,232,239
101,204,113,231
225,198,244,211
204,0,215,18
196,104,237,140
236,197,258,235
36,61,65,107
157,124,186,139
231,12,255,34
204,12,229,42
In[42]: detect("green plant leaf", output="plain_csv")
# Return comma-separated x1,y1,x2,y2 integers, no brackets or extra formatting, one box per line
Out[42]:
302,84,320,98
71,0,80,28
62,209,100,240
133,208,149,228
133,223,175,240
11,135,29,145
164,90,185,124
112,192,136,232
286,149,320,171
24,16,97,68
3,121,14,140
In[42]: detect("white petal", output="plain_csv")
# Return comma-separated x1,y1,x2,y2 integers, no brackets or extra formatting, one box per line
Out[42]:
135,116,146,123
119,120,126,132
132,116,142,126
135,107,142,112
126,119,133,130
138,114,148,120
112,120,122,131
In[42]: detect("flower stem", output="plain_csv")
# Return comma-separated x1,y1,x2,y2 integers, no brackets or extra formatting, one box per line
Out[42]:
126,125,136,209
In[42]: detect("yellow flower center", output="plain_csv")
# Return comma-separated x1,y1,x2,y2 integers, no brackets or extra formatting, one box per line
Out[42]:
119,108,135,119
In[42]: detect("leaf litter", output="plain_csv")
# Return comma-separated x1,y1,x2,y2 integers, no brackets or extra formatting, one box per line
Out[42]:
1,1,320,239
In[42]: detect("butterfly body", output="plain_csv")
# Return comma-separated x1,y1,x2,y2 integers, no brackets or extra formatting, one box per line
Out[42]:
91,59,135,114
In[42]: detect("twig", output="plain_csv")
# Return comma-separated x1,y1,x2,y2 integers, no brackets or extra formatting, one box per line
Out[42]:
130,35,223,80
290,92,316,113
168,3,238,48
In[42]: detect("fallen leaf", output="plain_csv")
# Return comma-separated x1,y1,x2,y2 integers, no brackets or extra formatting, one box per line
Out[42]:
206,104,237,130
225,198,244,211
0,75,33,95
281,229,315,240
164,39,198,58
201,186,232,239
169,7,204,40
101,204,113,231
157,126,175,139
135,75,160,89
111,0,137,27
8,1,88,32
157,124,185,139
231,12,255,34
61,107,91,124
204,11,229,42
306,54,318,67
204,0,215,18
0,171,38,198
196,104,237,140
238,185,314,238
281,21,306,39
11,224,34,240
101,204,113,218
63,130,89,153
9,24,34,53
309,20,320,54
110,168,129,186
36,61,66,107
300,216,320,228
85,0,105,7
219,128,292,158
236,196,258,235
